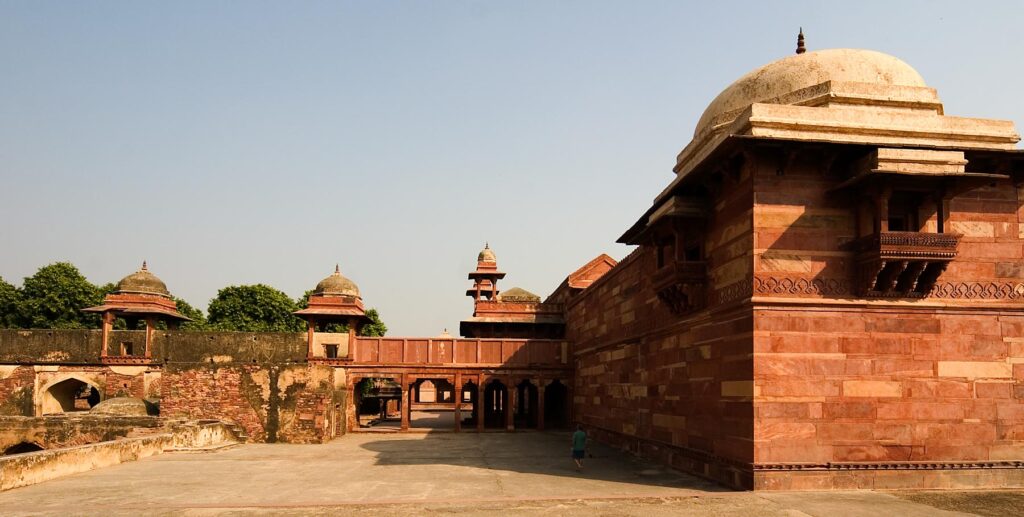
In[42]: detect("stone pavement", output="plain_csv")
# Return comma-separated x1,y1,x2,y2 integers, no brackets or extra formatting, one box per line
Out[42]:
0,432,1018,516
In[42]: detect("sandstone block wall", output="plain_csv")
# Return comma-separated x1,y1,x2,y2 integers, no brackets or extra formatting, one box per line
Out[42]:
569,163,756,489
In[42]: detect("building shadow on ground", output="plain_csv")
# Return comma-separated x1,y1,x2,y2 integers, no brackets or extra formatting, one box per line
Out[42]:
356,431,730,492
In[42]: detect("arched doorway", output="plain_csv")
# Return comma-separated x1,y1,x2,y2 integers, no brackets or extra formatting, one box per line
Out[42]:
41,377,101,415
483,379,507,429
3,442,44,455
544,379,569,429
515,380,538,429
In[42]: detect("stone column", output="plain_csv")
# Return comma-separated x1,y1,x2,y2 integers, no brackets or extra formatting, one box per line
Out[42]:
306,320,315,360
537,380,546,431
144,316,155,358
346,378,358,432
401,374,410,431
100,311,113,358
506,376,515,432
454,372,462,433
476,377,485,433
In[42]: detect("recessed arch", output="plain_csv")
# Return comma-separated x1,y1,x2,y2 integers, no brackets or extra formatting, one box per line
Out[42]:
39,376,102,415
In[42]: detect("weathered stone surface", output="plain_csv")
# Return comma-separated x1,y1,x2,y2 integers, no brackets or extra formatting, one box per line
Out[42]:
89,397,152,417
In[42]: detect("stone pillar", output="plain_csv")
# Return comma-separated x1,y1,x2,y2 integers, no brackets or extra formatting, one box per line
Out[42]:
537,380,546,431
400,374,410,431
476,377,485,433
144,317,155,358
454,372,462,433
100,311,113,358
346,379,358,432
306,320,315,361
506,376,515,432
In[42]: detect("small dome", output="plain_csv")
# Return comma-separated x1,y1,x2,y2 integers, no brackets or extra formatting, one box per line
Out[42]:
478,243,496,263
695,48,927,137
90,397,156,416
314,265,360,297
115,262,171,298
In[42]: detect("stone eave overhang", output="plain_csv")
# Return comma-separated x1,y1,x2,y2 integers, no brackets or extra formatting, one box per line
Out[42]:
618,134,1024,245
81,304,191,321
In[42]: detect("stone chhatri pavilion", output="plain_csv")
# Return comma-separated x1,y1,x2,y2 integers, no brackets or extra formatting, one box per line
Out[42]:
82,261,189,364
2,37,1024,492
293,265,371,362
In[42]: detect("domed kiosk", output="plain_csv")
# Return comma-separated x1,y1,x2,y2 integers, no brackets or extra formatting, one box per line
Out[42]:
82,261,189,363
293,265,371,362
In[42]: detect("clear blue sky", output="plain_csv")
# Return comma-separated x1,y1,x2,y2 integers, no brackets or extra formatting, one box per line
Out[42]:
2,1,1022,335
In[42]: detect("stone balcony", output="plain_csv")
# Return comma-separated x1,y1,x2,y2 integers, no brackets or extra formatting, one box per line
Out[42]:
651,261,707,314
852,231,961,297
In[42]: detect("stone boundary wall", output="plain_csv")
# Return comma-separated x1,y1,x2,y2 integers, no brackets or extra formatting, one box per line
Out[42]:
0,421,238,491
0,329,308,364
0,414,162,451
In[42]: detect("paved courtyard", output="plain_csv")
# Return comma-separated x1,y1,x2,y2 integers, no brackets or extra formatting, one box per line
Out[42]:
0,432,1020,516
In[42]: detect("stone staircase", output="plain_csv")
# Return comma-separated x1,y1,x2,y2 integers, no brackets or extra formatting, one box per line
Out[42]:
222,422,249,443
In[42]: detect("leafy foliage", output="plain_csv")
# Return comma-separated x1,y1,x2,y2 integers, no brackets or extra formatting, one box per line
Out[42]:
206,284,304,332
0,276,21,328
16,263,104,329
174,297,208,330
361,308,387,337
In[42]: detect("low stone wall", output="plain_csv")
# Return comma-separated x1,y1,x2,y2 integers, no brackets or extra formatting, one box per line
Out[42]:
0,414,162,451
0,420,237,491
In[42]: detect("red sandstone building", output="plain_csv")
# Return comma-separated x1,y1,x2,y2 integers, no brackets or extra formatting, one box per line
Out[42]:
2,42,1024,491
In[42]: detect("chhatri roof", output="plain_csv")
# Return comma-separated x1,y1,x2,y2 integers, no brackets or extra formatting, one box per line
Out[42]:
497,287,541,303
313,265,360,298
295,265,369,322
83,261,189,321
115,261,171,298
477,243,496,263
695,48,927,138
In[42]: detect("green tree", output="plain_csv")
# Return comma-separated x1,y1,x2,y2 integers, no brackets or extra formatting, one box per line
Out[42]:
206,284,304,332
295,291,386,336
0,276,21,328
174,297,208,330
16,262,103,329
361,308,387,337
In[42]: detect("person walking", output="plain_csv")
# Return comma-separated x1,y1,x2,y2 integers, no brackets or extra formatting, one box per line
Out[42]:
571,424,587,471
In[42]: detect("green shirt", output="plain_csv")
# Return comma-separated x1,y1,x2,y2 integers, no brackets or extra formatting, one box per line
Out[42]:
572,430,587,451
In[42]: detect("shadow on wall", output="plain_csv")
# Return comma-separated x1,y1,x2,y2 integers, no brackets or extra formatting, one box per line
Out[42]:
358,433,731,492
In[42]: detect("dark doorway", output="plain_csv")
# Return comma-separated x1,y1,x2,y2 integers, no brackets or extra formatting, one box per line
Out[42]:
483,379,508,429
544,379,569,429
515,380,538,429
3,442,44,455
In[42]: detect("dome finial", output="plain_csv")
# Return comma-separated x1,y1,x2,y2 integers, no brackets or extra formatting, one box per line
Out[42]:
335,263,340,275
141,260,148,271
485,242,489,249
796,27,806,55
